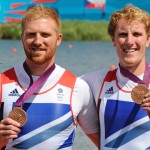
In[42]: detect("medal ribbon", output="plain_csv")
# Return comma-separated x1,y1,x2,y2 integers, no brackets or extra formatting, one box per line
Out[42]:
23,62,33,87
15,62,55,107
119,63,150,87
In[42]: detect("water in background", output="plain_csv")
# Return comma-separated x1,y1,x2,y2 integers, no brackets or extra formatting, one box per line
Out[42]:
0,40,119,73
1,40,150,150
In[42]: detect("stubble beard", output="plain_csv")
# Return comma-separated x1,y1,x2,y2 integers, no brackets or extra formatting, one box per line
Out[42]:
24,47,56,65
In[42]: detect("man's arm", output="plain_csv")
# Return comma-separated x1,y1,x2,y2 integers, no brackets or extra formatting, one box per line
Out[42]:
87,132,99,148
0,140,8,149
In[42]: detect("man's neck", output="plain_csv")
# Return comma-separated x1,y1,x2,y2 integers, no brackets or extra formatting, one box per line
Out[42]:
25,60,54,76
120,60,146,76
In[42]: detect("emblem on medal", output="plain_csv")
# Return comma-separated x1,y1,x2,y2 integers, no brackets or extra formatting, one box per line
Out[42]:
131,84,149,104
8,107,27,127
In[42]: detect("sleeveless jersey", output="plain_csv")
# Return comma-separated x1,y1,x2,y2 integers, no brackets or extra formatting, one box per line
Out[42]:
82,68,150,150
0,64,99,150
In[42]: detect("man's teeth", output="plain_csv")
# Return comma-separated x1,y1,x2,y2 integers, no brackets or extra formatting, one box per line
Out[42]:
32,48,41,51
124,49,135,53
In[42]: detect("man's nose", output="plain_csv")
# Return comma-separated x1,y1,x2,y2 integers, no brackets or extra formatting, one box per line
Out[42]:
34,34,42,45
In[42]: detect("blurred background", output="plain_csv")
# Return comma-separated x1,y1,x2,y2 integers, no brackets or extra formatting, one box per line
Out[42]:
0,0,150,150
0,0,150,23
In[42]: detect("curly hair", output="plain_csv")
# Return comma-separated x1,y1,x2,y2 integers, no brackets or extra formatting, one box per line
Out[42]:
108,4,150,37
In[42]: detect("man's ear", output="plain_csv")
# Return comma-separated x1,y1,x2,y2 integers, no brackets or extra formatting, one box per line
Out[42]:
146,36,150,47
57,33,62,47
111,36,116,46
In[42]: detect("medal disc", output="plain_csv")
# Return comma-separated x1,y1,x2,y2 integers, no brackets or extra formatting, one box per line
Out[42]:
131,84,149,104
8,107,27,127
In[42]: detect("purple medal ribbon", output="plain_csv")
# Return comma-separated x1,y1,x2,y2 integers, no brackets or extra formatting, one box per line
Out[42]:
23,62,33,87
119,63,150,87
15,62,55,107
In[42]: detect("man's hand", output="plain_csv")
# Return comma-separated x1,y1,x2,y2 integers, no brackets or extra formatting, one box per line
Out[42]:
0,118,21,148
141,92,150,118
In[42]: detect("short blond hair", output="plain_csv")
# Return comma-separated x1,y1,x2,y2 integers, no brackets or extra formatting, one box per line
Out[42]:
108,4,150,37
21,5,61,33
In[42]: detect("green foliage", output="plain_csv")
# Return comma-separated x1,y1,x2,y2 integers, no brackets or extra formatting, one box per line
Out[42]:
0,23,21,40
0,21,111,41
62,20,111,41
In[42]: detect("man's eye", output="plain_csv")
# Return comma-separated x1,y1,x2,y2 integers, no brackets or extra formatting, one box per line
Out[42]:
133,32,142,37
119,33,127,37
26,33,35,38
42,34,51,38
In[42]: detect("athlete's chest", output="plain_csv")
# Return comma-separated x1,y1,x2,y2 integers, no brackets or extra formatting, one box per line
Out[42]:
99,79,148,135
2,81,73,121
98,75,150,150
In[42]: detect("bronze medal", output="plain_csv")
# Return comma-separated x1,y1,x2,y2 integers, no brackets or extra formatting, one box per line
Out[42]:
8,107,27,127
131,84,149,104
